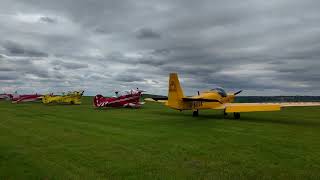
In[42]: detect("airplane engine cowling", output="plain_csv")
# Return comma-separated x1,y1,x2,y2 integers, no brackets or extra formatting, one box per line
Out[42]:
42,96,50,104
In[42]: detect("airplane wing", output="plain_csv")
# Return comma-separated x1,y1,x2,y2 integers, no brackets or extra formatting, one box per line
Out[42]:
182,97,222,103
222,103,281,112
144,98,168,103
151,97,168,101
275,102,320,107
215,102,320,113
145,97,222,103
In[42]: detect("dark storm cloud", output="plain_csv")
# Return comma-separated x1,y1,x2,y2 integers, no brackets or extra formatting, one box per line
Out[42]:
136,28,161,40
28,69,51,78
0,72,18,80
39,16,57,24
0,65,14,71
114,74,144,83
51,60,88,69
2,41,48,57
0,56,51,82
0,0,320,95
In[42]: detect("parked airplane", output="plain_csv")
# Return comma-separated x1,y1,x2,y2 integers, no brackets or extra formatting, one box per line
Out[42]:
93,89,145,108
146,73,320,119
0,93,13,100
42,91,84,105
11,92,43,103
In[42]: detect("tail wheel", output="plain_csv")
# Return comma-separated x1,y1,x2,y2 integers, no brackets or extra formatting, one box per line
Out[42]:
234,113,240,119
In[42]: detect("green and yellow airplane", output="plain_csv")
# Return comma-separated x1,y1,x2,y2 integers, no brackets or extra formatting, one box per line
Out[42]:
146,73,320,119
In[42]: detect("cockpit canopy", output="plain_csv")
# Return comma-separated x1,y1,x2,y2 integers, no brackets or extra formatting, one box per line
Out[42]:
210,88,227,97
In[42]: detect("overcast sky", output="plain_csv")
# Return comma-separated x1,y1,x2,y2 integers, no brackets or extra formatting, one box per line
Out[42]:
0,0,320,96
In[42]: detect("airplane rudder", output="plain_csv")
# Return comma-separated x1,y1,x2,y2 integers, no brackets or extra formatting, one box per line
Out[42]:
168,73,184,109
169,73,183,96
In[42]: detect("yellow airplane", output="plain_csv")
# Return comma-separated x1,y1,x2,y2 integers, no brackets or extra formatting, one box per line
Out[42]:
146,73,320,119
42,91,84,105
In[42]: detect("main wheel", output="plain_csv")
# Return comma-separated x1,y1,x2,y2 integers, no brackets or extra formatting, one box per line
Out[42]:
223,109,227,118
193,110,199,117
234,112,240,119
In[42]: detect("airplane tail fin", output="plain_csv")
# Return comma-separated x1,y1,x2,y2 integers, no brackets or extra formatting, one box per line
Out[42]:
167,73,185,109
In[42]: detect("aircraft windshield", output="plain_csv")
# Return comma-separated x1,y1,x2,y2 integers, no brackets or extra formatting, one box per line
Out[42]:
211,88,227,97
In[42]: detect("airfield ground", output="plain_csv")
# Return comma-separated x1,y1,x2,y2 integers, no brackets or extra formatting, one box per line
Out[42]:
1,97,320,179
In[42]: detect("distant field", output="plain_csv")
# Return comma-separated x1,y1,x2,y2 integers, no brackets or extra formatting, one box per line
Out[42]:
1,97,320,179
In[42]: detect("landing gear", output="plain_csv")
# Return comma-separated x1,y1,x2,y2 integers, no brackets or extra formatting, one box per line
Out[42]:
234,112,240,119
193,110,199,117
223,109,227,118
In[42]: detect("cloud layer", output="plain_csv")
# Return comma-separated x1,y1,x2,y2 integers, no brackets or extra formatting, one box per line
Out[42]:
0,0,320,95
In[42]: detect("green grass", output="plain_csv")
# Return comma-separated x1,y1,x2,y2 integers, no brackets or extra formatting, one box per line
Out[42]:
1,97,320,179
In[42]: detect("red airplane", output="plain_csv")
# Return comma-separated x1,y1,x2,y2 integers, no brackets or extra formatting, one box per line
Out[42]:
11,92,43,103
0,93,13,100
93,89,145,108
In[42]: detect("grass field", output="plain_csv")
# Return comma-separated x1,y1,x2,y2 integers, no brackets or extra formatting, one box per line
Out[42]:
1,97,320,179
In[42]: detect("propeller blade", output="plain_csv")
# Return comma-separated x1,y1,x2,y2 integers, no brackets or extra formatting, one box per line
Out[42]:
234,90,243,95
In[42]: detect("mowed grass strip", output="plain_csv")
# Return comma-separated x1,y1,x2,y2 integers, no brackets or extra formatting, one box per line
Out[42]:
1,97,320,179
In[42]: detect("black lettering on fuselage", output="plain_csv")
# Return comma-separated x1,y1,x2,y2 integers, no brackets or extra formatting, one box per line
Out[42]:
192,101,203,109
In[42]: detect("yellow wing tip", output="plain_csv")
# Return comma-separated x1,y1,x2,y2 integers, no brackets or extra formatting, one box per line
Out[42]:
225,104,281,113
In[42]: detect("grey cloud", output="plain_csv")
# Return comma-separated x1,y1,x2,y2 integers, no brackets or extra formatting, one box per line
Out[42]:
0,72,18,80
0,66,15,71
2,41,48,57
114,74,144,82
28,69,50,78
94,27,108,34
39,16,57,24
0,0,320,95
0,56,50,80
136,28,161,39
51,60,88,69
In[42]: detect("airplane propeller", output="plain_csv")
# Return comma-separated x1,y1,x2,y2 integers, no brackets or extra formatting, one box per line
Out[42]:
234,90,243,95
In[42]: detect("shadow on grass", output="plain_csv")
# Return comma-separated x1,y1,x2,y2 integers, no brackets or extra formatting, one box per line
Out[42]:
153,111,226,121
238,116,320,127
42,103,82,106
92,107,146,111
153,110,320,127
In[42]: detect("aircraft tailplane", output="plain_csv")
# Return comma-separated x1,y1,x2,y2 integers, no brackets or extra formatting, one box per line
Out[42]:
167,73,185,109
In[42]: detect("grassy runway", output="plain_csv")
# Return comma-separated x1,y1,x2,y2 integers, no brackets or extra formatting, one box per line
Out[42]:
1,97,320,179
